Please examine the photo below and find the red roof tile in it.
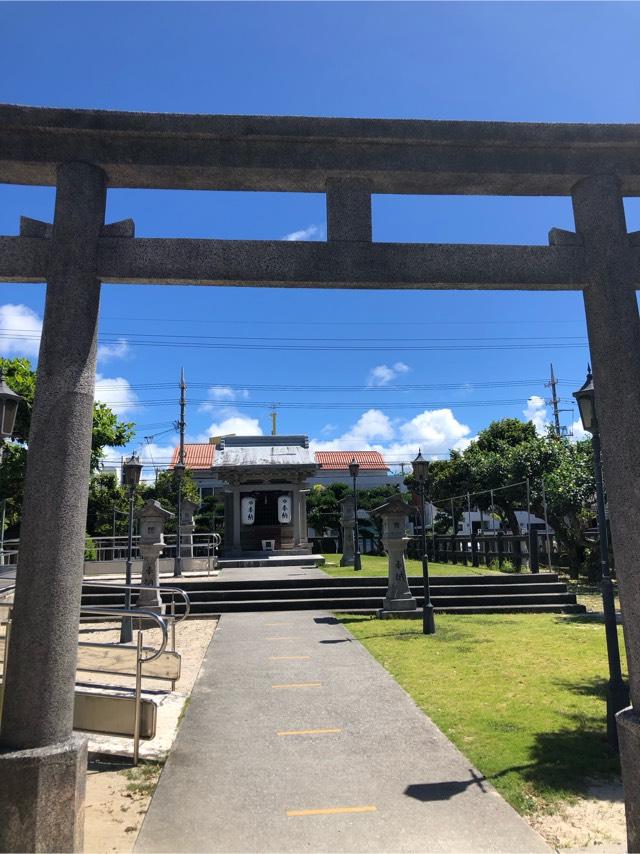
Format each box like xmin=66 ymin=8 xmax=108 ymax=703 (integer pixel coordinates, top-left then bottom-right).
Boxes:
xmin=314 ymin=451 xmax=389 ymax=471
xmin=170 ymin=443 xmax=215 ymax=469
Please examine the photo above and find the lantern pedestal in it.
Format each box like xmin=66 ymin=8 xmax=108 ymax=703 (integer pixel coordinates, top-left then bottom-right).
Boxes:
xmin=378 ymin=536 xmax=417 ymax=616
xmin=134 ymin=500 xmax=174 ymax=617
xmin=371 ymin=495 xmax=418 ymax=617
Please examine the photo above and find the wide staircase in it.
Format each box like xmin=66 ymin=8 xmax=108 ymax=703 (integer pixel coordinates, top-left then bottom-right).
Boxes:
xmin=81 ymin=572 xmax=585 ymax=616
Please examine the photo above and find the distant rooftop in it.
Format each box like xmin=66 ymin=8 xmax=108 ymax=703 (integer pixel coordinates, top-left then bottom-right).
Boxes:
xmin=315 ymin=451 xmax=389 ymax=471
xmin=170 ymin=443 xmax=216 ymax=470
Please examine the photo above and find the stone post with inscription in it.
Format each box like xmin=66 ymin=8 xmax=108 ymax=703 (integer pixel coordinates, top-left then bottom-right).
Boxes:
xmin=135 ymin=500 xmax=174 ymax=611
xmin=372 ymin=495 xmax=417 ymax=616
xmin=179 ymin=497 xmax=198 ymax=559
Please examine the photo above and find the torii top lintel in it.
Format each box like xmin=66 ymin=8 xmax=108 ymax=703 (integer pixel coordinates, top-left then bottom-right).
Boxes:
xmin=3 ymin=103 xmax=640 ymax=195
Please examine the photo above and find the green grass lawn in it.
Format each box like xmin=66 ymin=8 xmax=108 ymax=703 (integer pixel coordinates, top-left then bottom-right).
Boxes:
xmin=340 ymin=611 xmax=626 ymax=815
xmin=321 ymin=553 xmax=503 ymax=578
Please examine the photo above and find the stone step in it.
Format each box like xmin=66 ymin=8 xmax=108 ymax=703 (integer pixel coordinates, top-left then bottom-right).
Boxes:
xmin=160 ymin=573 xmax=562 ymax=591
xmin=80 ymin=582 xmax=572 ymax=607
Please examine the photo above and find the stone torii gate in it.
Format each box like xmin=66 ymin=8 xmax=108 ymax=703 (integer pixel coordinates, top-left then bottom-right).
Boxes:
xmin=1 ymin=105 xmax=640 ymax=850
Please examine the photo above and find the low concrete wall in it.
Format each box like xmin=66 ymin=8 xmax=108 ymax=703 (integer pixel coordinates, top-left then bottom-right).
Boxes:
xmin=83 ymin=557 xmax=213 ymax=577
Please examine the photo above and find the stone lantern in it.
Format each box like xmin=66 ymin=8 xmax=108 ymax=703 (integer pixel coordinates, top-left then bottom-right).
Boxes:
xmin=372 ymin=494 xmax=417 ymax=616
xmin=134 ymin=499 xmax=174 ymax=610
xmin=179 ymin=497 xmax=199 ymax=559
xmin=339 ymin=494 xmax=356 ymax=567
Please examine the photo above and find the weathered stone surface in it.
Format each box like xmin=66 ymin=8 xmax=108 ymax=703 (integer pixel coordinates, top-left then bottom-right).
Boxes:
xmin=1 ymin=162 xmax=106 ymax=751
xmin=3 ymin=104 xmax=640 ymax=194
xmin=572 ymin=173 xmax=640 ymax=848
xmin=0 ymin=735 xmax=87 ymax=853
xmin=326 ymin=177 xmax=372 ymax=241
xmin=373 ymin=495 xmax=417 ymax=615
xmin=617 ymin=709 xmax=640 ymax=852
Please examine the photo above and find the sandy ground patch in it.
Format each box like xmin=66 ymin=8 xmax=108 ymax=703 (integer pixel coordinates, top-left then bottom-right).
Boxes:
xmin=83 ymin=617 xmax=217 ymax=853
xmin=529 ymin=781 xmax=626 ymax=851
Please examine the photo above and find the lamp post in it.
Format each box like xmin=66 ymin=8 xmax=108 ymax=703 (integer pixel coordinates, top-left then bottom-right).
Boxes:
xmin=348 ymin=457 xmax=362 ymax=571
xmin=120 ymin=452 xmax=143 ymax=644
xmin=173 ymin=461 xmax=185 ymax=577
xmin=574 ymin=366 xmax=629 ymax=748
xmin=0 ymin=371 xmax=23 ymax=566
xmin=412 ymin=449 xmax=436 ymax=635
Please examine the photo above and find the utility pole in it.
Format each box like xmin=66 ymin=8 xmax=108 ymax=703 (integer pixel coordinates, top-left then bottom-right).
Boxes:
xmin=271 ymin=403 xmax=278 ymax=436
xmin=174 ymin=367 xmax=186 ymax=577
xmin=545 ymin=363 xmax=562 ymax=435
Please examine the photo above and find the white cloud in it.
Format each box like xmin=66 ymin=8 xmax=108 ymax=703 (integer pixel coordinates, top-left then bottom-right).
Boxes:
xmin=571 ymin=419 xmax=590 ymax=441
xmin=0 ymin=303 xmax=42 ymax=358
xmin=523 ymin=395 xmax=549 ymax=435
xmin=199 ymin=385 xmax=250 ymax=411
xmin=311 ymin=407 xmax=471 ymax=464
xmin=194 ymin=407 xmax=263 ymax=441
xmin=98 ymin=338 xmax=129 ymax=362
xmin=282 ymin=224 xmax=321 ymax=241
xmin=367 ymin=362 xmax=411 ymax=387
xmin=95 ymin=374 xmax=138 ymax=416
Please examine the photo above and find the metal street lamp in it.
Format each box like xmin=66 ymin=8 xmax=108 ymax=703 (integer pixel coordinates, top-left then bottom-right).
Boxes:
xmin=173 ymin=461 xmax=185 ymax=577
xmin=348 ymin=457 xmax=362 ymax=571
xmin=0 ymin=371 xmax=23 ymax=566
xmin=0 ymin=371 xmax=22 ymax=440
xmin=574 ymin=366 xmax=629 ymax=748
xmin=412 ymin=449 xmax=436 ymax=635
xmin=120 ymin=452 xmax=143 ymax=643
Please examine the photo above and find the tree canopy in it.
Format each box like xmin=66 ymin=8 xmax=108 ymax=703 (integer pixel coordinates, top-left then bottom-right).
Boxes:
xmin=0 ymin=357 xmax=135 ymax=536
xmin=424 ymin=418 xmax=596 ymax=576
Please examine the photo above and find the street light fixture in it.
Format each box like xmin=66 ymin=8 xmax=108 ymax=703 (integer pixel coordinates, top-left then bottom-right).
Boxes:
xmin=0 ymin=371 xmax=22 ymax=440
xmin=348 ymin=457 xmax=362 ymax=571
xmin=573 ymin=366 xmax=629 ymax=748
xmin=412 ymin=449 xmax=436 ymax=635
xmin=120 ymin=452 xmax=143 ymax=644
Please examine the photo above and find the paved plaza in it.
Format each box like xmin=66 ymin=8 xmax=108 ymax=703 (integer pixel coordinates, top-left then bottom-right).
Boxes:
xmin=137 ymin=587 xmax=549 ymax=853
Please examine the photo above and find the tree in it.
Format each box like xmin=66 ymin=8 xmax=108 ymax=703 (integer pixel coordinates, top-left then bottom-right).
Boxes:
xmin=427 ymin=417 xmax=596 ymax=576
xmin=86 ymin=471 xmax=129 ymax=538
xmin=140 ymin=468 xmax=200 ymax=534
xmin=0 ymin=357 xmax=135 ymax=537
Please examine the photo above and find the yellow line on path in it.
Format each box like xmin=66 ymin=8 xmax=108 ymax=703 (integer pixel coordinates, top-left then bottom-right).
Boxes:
xmin=271 ymin=682 xmax=321 ymax=689
xmin=269 ymin=656 xmax=310 ymax=660
xmin=287 ymin=806 xmax=377 ymax=817
xmin=277 ymin=728 xmax=342 ymax=736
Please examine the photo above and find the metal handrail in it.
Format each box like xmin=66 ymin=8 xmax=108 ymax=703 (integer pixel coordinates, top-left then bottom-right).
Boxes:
xmin=79 ymin=605 xmax=168 ymax=663
xmin=82 ymin=581 xmax=191 ymax=623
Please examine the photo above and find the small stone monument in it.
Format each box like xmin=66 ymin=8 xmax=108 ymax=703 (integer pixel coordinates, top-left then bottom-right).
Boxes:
xmin=339 ymin=494 xmax=355 ymax=567
xmin=179 ymin=497 xmax=199 ymax=558
xmin=372 ymin=494 xmax=417 ymax=616
xmin=135 ymin=499 xmax=174 ymax=611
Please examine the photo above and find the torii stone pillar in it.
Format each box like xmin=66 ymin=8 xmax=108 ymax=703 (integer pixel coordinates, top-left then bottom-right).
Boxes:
xmin=0 ymin=163 xmax=106 ymax=853
xmin=339 ymin=495 xmax=356 ymax=567
xmin=135 ymin=500 xmax=174 ymax=611
xmin=570 ymin=174 xmax=640 ymax=850
xmin=372 ymin=495 xmax=417 ymax=616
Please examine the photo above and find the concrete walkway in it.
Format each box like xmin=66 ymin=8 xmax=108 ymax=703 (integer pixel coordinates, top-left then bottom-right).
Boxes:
xmin=137 ymin=608 xmax=549 ymax=853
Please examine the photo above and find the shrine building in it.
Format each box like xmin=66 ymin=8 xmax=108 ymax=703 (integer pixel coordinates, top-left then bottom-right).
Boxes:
xmin=170 ymin=436 xmax=402 ymax=557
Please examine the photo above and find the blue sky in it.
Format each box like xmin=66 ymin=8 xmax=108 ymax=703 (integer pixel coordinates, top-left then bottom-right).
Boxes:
xmin=1 ymin=1 xmax=640 ymax=475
